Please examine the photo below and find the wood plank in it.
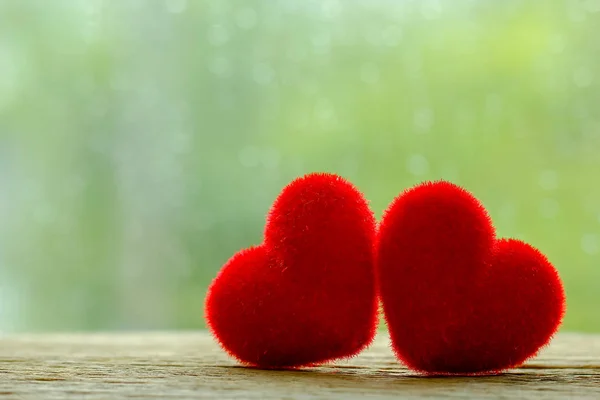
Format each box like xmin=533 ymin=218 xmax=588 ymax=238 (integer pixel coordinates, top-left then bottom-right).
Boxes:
xmin=0 ymin=332 xmax=598 ymax=399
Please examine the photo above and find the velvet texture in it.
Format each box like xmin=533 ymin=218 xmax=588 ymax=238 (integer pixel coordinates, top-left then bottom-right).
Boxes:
xmin=376 ymin=180 xmax=566 ymax=375
xmin=205 ymin=173 xmax=378 ymax=368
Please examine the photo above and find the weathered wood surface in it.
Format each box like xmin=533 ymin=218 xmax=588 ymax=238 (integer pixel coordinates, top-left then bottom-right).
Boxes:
xmin=0 ymin=332 xmax=598 ymax=399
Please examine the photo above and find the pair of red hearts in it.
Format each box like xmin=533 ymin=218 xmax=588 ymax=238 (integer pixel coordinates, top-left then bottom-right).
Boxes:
xmin=205 ymin=173 xmax=565 ymax=375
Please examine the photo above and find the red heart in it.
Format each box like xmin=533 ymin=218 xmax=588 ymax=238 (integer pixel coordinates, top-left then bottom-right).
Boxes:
xmin=205 ymin=173 xmax=378 ymax=368
xmin=376 ymin=181 xmax=566 ymax=375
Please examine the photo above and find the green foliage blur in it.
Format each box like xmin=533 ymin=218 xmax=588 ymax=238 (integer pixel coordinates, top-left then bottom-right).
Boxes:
xmin=0 ymin=0 xmax=598 ymax=332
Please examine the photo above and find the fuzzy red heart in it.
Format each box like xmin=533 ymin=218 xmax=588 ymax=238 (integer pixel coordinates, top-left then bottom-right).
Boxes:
xmin=376 ymin=180 xmax=566 ymax=375
xmin=205 ymin=173 xmax=378 ymax=368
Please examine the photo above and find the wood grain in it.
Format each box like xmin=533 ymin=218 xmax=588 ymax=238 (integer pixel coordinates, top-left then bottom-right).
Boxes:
xmin=0 ymin=332 xmax=598 ymax=399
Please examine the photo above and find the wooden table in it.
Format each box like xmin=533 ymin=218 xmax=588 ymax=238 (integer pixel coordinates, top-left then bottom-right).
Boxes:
xmin=0 ymin=332 xmax=598 ymax=399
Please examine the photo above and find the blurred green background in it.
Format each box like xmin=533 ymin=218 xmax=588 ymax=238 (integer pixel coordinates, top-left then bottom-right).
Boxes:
xmin=0 ymin=0 xmax=598 ymax=333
